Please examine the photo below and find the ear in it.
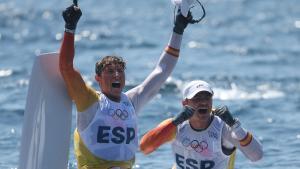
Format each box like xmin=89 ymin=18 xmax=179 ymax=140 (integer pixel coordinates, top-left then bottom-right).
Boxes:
xmin=182 ymin=99 xmax=188 ymax=106
xmin=95 ymin=74 xmax=101 ymax=82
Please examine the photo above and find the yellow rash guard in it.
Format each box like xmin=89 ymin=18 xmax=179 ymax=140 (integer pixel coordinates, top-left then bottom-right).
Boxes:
xmin=59 ymin=33 xmax=136 ymax=168
xmin=72 ymin=89 xmax=137 ymax=168
xmin=74 ymin=128 xmax=135 ymax=169
xmin=59 ymin=32 xmax=183 ymax=168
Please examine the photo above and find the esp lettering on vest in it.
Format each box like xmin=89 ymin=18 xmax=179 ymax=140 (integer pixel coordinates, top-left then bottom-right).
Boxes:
xmin=97 ymin=126 xmax=135 ymax=144
xmin=175 ymin=153 xmax=215 ymax=169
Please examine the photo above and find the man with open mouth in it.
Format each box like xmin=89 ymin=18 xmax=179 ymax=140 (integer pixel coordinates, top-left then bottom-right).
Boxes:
xmin=59 ymin=1 xmax=196 ymax=168
xmin=140 ymin=80 xmax=263 ymax=169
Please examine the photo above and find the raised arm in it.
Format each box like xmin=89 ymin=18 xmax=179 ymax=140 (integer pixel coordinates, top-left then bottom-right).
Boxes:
xmin=214 ymin=106 xmax=263 ymax=162
xmin=222 ymin=123 xmax=263 ymax=162
xmin=60 ymin=5 xmax=98 ymax=112
xmin=140 ymin=106 xmax=194 ymax=154
xmin=126 ymin=32 xmax=181 ymax=113
xmin=140 ymin=118 xmax=177 ymax=154
xmin=126 ymin=10 xmax=194 ymax=113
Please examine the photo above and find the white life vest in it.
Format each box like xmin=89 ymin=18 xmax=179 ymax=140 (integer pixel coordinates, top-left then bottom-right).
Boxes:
xmin=172 ymin=116 xmax=230 ymax=169
xmin=79 ymin=93 xmax=138 ymax=161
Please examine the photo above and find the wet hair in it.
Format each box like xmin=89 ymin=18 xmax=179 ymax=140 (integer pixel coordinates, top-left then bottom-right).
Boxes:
xmin=95 ymin=55 xmax=126 ymax=75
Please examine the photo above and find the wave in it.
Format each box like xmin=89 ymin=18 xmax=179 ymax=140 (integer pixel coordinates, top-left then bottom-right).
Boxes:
xmin=0 ymin=108 xmax=24 ymax=116
xmin=213 ymin=83 xmax=285 ymax=100
xmin=125 ymin=77 xmax=285 ymax=100
xmin=0 ymin=69 xmax=13 ymax=77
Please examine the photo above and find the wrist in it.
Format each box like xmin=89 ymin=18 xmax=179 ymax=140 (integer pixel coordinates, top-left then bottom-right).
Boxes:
xmin=168 ymin=32 xmax=182 ymax=50
xmin=172 ymin=113 xmax=188 ymax=126
xmin=172 ymin=106 xmax=194 ymax=126
xmin=230 ymin=120 xmax=247 ymax=140
xmin=227 ymin=117 xmax=238 ymax=127
xmin=64 ymin=28 xmax=75 ymax=34
xmin=172 ymin=117 xmax=181 ymax=126
xmin=231 ymin=120 xmax=253 ymax=146
xmin=231 ymin=119 xmax=240 ymax=129
xmin=173 ymin=27 xmax=184 ymax=35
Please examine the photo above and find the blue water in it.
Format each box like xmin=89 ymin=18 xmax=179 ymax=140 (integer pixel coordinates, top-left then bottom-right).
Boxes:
xmin=1 ymin=0 xmax=300 ymax=168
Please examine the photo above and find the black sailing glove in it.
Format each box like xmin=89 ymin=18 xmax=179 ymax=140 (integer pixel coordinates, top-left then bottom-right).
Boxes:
xmin=172 ymin=106 xmax=195 ymax=126
xmin=173 ymin=9 xmax=193 ymax=35
xmin=62 ymin=4 xmax=82 ymax=32
xmin=213 ymin=106 xmax=237 ymax=127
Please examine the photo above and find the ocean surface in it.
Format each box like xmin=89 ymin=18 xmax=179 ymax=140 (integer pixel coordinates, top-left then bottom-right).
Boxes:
xmin=1 ymin=0 xmax=300 ymax=168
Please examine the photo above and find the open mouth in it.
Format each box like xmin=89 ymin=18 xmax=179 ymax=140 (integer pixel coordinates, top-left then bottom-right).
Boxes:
xmin=197 ymin=108 xmax=208 ymax=114
xmin=112 ymin=82 xmax=121 ymax=88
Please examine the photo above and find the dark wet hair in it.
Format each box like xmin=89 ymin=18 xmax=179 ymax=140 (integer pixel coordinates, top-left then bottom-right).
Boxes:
xmin=95 ymin=55 xmax=126 ymax=75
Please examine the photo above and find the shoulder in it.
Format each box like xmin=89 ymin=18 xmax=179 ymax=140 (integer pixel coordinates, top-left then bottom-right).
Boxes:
xmin=211 ymin=115 xmax=225 ymax=130
xmin=76 ymin=86 xmax=100 ymax=112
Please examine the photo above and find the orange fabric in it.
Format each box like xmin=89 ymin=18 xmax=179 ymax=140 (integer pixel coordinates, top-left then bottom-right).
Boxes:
xmin=140 ymin=118 xmax=177 ymax=154
xmin=59 ymin=32 xmax=99 ymax=112
xmin=240 ymin=132 xmax=253 ymax=147
xmin=164 ymin=46 xmax=179 ymax=58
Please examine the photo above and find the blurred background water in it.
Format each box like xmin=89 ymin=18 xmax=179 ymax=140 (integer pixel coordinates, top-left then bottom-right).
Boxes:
xmin=0 ymin=0 xmax=300 ymax=168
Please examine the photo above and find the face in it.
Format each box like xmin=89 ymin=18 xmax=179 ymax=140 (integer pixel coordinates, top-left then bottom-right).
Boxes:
xmin=185 ymin=91 xmax=213 ymax=123
xmin=95 ymin=63 xmax=125 ymax=101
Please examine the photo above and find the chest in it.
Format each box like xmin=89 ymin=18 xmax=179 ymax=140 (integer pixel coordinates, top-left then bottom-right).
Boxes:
xmin=96 ymin=96 xmax=137 ymax=127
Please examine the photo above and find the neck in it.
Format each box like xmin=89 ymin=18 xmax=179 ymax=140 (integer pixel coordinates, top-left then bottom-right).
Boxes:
xmin=189 ymin=114 xmax=213 ymax=130
xmin=103 ymin=92 xmax=121 ymax=102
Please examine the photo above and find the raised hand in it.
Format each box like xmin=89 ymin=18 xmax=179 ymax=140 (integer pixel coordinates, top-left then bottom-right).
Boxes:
xmin=62 ymin=4 xmax=82 ymax=32
xmin=173 ymin=9 xmax=194 ymax=35
xmin=172 ymin=106 xmax=195 ymax=126
xmin=213 ymin=106 xmax=237 ymax=127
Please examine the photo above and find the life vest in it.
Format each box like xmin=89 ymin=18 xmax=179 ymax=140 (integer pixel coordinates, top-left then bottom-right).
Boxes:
xmin=79 ymin=93 xmax=138 ymax=161
xmin=172 ymin=116 xmax=230 ymax=169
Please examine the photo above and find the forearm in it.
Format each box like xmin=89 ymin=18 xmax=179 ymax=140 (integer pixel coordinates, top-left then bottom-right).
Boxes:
xmin=59 ymin=32 xmax=75 ymax=73
xmin=233 ymin=125 xmax=263 ymax=161
xmin=59 ymin=32 xmax=98 ymax=111
xmin=59 ymin=32 xmax=77 ymax=99
xmin=238 ymin=134 xmax=263 ymax=162
xmin=140 ymin=118 xmax=177 ymax=154
xmin=59 ymin=32 xmax=78 ymax=99
xmin=223 ymin=124 xmax=263 ymax=161
xmin=127 ymin=32 xmax=182 ymax=113
xmin=168 ymin=32 xmax=182 ymax=50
